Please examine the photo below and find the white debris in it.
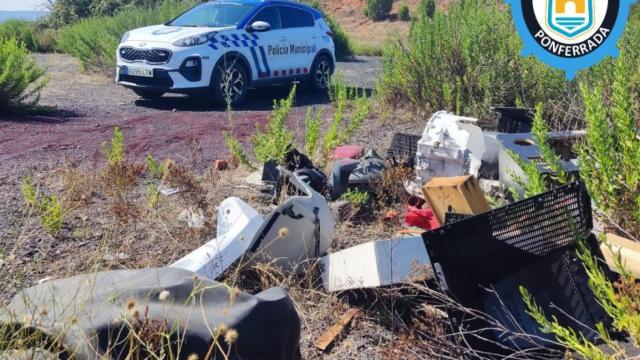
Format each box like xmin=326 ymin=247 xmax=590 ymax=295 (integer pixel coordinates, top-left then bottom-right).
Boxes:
xmin=159 ymin=187 xmax=180 ymax=196
xmin=170 ymin=198 xmax=264 ymax=279
xmin=415 ymin=111 xmax=486 ymax=185
xmin=320 ymin=236 xmax=432 ymax=292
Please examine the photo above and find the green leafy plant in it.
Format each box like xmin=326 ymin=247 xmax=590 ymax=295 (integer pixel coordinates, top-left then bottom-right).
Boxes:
xmin=578 ymin=56 xmax=640 ymax=238
xmin=21 ymin=177 xmax=38 ymax=209
xmin=417 ymin=0 xmax=435 ymax=18
xmin=505 ymin=149 xmax=548 ymax=201
xmin=303 ymin=107 xmax=324 ymax=157
xmin=102 ymin=127 xmax=125 ymax=165
xmin=398 ymin=3 xmax=410 ymax=21
xmin=146 ymin=154 xmax=166 ymax=180
xmin=56 ymin=0 xmax=193 ymax=71
xmin=531 ymin=103 xmax=568 ymax=183
xmin=364 ymin=0 xmax=393 ymax=20
xmin=146 ymin=182 xmax=160 ymax=209
xmin=251 ymin=86 xmax=296 ymax=163
xmin=223 ymin=131 xmax=255 ymax=170
xmin=0 ymin=37 xmax=48 ymax=110
xmin=40 ymin=196 xmax=64 ymax=235
xmin=378 ymin=0 xmax=567 ymax=118
xmin=324 ymin=77 xmax=371 ymax=154
xmin=340 ymin=189 xmax=369 ymax=207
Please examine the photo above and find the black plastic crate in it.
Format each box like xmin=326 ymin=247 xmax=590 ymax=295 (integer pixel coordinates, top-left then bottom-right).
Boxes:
xmin=423 ymin=182 xmax=612 ymax=355
xmin=386 ymin=133 xmax=421 ymax=168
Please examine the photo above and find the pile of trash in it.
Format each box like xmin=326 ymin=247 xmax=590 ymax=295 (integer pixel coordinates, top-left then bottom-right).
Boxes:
xmin=3 ymin=108 xmax=640 ymax=359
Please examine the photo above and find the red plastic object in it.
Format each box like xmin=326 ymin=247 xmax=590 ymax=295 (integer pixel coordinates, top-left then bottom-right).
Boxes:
xmin=405 ymin=206 xmax=440 ymax=231
xmin=332 ymin=145 xmax=364 ymax=160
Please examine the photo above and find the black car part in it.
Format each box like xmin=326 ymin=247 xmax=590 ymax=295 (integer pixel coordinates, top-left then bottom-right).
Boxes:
xmin=423 ymin=182 xmax=614 ymax=357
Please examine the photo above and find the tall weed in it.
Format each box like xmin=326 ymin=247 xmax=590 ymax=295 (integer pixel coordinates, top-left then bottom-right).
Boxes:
xmin=251 ymin=86 xmax=296 ymax=163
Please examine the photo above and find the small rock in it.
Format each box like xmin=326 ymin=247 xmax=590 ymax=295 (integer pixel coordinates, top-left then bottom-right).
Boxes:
xmin=213 ymin=159 xmax=229 ymax=171
xmin=178 ymin=208 xmax=206 ymax=229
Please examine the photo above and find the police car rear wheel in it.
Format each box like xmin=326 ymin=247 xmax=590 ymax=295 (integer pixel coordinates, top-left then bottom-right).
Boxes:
xmin=133 ymin=89 xmax=164 ymax=100
xmin=310 ymin=55 xmax=332 ymax=92
xmin=212 ymin=60 xmax=248 ymax=107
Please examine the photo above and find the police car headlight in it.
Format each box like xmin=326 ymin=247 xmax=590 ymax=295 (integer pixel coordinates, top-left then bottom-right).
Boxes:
xmin=173 ymin=32 xmax=216 ymax=47
xmin=120 ymin=31 xmax=130 ymax=44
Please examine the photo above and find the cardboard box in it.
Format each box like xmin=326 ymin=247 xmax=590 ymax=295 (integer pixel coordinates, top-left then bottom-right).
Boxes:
xmin=601 ymin=233 xmax=640 ymax=278
xmin=422 ymin=175 xmax=490 ymax=224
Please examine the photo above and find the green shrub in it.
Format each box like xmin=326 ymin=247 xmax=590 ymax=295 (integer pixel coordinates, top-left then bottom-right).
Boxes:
xmin=340 ymin=188 xmax=369 ymax=206
xmin=46 ymin=0 xmax=165 ymax=27
xmin=417 ymin=0 xmax=435 ymax=18
xmin=102 ymin=127 xmax=125 ymax=165
xmin=302 ymin=0 xmax=354 ymax=60
xmin=146 ymin=154 xmax=166 ymax=179
xmin=579 ymin=57 xmax=640 ymax=239
xmin=0 ymin=37 xmax=48 ymax=110
xmin=303 ymin=107 xmax=324 ymax=157
xmin=398 ymin=4 xmax=410 ymax=21
xmin=223 ymin=131 xmax=255 ymax=170
xmin=378 ymin=0 xmax=567 ymax=118
xmin=323 ymin=76 xmax=371 ymax=154
xmin=252 ymin=86 xmax=296 ymax=163
xmin=365 ymin=0 xmax=393 ymax=20
xmin=0 ymin=20 xmax=38 ymax=51
xmin=40 ymin=196 xmax=64 ymax=235
xmin=57 ymin=0 xmax=193 ymax=71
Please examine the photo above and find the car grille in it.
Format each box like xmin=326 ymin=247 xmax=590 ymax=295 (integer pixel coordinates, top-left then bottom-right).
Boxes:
xmin=119 ymin=47 xmax=172 ymax=64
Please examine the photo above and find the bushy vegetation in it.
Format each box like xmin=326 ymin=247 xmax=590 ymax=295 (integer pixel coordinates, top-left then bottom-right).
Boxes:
xmin=302 ymin=0 xmax=354 ymax=60
xmin=378 ymin=0 xmax=567 ymax=118
xmin=365 ymin=0 xmax=393 ymax=21
xmin=0 ymin=20 xmax=58 ymax=53
xmin=21 ymin=177 xmax=65 ymax=235
xmin=45 ymin=0 xmax=165 ymax=27
xmin=57 ymin=0 xmax=193 ymax=71
xmin=579 ymin=57 xmax=640 ymax=239
xmin=398 ymin=4 xmax=410 ymax=21
xmin=252 ymin=86 xmax=297 ymax=163
xmin=416 ymin=0 xmax=436 ymax=19
xmin=0 ymin=37 xmax=48 ymax=110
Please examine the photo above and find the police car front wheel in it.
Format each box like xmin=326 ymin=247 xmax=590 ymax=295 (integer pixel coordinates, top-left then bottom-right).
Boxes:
xmin=211 ymin=60 xmax=248 ymax=107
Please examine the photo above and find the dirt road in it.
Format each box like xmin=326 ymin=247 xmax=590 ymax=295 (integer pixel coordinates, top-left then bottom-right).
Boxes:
xmin=0 ymin=54 xmax=381 ymax=173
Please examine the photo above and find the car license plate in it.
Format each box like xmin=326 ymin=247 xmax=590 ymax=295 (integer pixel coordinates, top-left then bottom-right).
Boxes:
xmin=125 ymin=66 xmax=153 ymax=77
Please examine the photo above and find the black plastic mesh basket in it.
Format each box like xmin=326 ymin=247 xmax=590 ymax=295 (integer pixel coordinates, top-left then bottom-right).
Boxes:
xmin=386 ymin=133 xmax=421 ymax=168
xmin=423 ymin=182 xmax=612 ymax=355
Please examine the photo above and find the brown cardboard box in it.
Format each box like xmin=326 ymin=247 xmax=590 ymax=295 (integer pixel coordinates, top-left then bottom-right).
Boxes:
xmin=422 ymin=175 xmax=490 ymax=224
xmin=601 ymin=233 xmax=640 ymax=278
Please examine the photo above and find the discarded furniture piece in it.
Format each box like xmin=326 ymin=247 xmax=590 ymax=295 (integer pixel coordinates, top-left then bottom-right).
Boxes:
xmin=404 ymin=206 xmax=439 ymax=231
xmin=386 ymin=132 xmax=421 ymax=168
xmin=0 ymin=268 xmax=301 ymax=360
xmin=422 ymin=175 xmax=490 ymax=224
xmin=329 ymin=150 xmax=386 ymax=200
xmin=491 ymin=130 xmax=584 ymax=197
xmin=423 ymin=182 xmax=613 ymax=355
xmin=329 ymin=159 xmax=360 ymax=200
xmin=601 ymin=233 xmax=640 ymax=278
xmin=321 ymin=236 xmax=431 ymax=292
xmin=415 ymin=111 xmax=486 ymax=186
xmin=493 ymin=107 xmax=534 ymax=134
xmin=263 ymin=148 xmax=328 ymax=196
xmin=170 ymin=197 xmax=264 ymax=279
xmin=332 ymin=145 xmax=364 ymax=160
xmin=314 ymin=308 xmax=360 ymax=351
xmin=347 ymin=149 xmax=386 ymax=190
xmin=249 ymin=168 xmax=335 ymax=274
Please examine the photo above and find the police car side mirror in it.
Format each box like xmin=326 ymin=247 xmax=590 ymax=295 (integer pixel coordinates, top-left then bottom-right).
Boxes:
xmin=248 ymin=21 xmax=271 ymax=32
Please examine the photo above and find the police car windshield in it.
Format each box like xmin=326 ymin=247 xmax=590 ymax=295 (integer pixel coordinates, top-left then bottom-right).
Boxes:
xmin=169 ymin=2 xmax=255 ymax=27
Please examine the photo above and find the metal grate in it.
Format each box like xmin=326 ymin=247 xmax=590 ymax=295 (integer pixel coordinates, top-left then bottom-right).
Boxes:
xmin=119 ymin=47 xmax=172 ymax=64
xmin=422 ymin=182 xmax=612 ymax=356
xmin=386 ymin=133 xmax=421 ymax=167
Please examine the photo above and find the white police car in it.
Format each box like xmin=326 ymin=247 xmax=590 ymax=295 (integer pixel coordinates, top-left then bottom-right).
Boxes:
xmin=116 ymin=0 xmax=336 ymax=106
